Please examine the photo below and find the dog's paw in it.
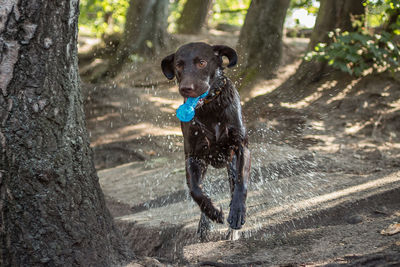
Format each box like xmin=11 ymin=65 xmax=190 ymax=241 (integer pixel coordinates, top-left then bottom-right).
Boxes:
xmin=227 ymin=201 xmax=246 ymax=230
xmin=213 ymin=206 xmax=224 ymax=224
xmin=207 ymin=205 xmax=224 ymax=224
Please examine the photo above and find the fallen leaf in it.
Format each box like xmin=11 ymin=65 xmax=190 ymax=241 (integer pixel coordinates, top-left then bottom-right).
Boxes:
xmin=381 ymin=223 xmax=400 ymax=236
xmin=145 ymin=150 xmax=156 ymax=156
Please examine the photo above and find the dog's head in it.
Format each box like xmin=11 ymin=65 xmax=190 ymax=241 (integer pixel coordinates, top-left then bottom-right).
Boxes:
xmin=161 ymin=42 xmax=237 ymax=98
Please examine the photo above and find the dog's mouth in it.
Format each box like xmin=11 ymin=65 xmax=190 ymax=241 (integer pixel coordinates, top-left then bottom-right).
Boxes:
xmin=179 ymin=80 xmax=210 ymax=99
xmin=181 ymin=91 xmax=198 ymax=98
xmin=181 ymin=89 xmax=208 ymax=99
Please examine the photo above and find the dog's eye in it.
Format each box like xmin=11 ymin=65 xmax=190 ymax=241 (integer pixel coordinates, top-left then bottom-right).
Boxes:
xmin=176 ymin=62 xmax=183 ymax=71
xmin=196 ymin=60 xmax=207 ymax=69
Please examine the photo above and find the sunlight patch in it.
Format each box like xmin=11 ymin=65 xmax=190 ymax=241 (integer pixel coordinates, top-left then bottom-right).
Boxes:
xmin=92 ymin=123 xmax=182 ymax=146
xmin=281 ymin=80 xmax=338 ymax=109
xmin=327 ymin=78 xmax=361 ymax=104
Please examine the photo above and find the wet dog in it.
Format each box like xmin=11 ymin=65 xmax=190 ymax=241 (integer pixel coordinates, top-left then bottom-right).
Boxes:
xmin=161 ymin=42 xmax=250 ymax=236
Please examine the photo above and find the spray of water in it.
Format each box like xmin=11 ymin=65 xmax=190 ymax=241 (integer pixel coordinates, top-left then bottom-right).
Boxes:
xmin=109 ymin=75 xmax=332 ymax=243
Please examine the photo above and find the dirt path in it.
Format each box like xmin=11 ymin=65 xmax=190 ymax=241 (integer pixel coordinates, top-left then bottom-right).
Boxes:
xmin=82 ymin=33 xmax=400 ymax=266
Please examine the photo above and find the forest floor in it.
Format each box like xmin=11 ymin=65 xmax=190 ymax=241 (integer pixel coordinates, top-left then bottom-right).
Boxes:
xmin=80 ymin=31 xmax=400 ymax=266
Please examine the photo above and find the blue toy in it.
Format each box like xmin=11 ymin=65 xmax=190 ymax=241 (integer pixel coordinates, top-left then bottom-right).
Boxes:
xmin=176 ymin=91 xmax=209 ymax=122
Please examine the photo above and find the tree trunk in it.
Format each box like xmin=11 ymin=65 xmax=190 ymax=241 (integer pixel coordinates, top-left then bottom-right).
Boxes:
xmin=122 ymin=0 xmax=169 ymax=55
xmin=177 ymin=0 xmax=213 ymax=34
xmin=294 ymin=0 xmax=366 ymax=86
xmin=308 ymin=0 xmax=365 ymax=50
xmin=0 ymin=1 xmax=132 ymax=266
xmin=105 ymin=0 xmax=169 ymax=78
xmin=245 ymin=0 xmax=365 ymax=106
xmin=237 ymin=0 xmax=291 ymax=78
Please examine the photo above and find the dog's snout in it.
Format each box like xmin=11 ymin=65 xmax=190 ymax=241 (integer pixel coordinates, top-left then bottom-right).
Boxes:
xmin=181 ymin=87 xmax=194 ymax=94
xmin=179 ymin=82 xmax=197 ymax=97
xmin=181 ymin=85 xmax=194 ymax=93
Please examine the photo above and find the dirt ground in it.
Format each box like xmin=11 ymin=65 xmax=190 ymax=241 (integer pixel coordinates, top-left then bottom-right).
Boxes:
xmin=81 ymin=31 xmax=400 ymax=266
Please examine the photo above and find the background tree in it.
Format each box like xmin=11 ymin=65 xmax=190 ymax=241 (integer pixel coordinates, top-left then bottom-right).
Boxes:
xmin=286 ymin=0 xmax=365 ymax=94
xmin=237 ymin=0 xmax=291 ymax=79
xmin=79 ymin=0 xmax=130 ymax=38
xmin=308 ymin=0 xmax=365 ymax=50
xmin=106 ymin=0 xmax=170 ymax=77
xmin=307 ymin=0 xmax=399 ymax=77
xmin=0 ymin=1 xmax=131 ymax=265
xmin=296 ymin=1 xmax=364 ymax=88
xmin=177 ymin=0 xmax=213 ymax=34
xmin=295 ymin=0 xmax=365 ymax=81
xmin=304 ymin=0 xmax=365 ymax=74
xmin=246 ymin=0 xmax=366 ymax=104
xmin=383 ymin=2 xmax=400 ymax=33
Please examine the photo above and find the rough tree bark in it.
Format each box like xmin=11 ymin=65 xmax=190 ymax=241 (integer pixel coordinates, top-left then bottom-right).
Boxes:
xmin=237 ymin=0 xmax=291 ymax=79
xmin=177 ymin=0 xmax=213 ymax=34
xmin=0 ymin=1 xmax=132 ymax=266
xmin=105 ymin=0 xmax=169 ymax=77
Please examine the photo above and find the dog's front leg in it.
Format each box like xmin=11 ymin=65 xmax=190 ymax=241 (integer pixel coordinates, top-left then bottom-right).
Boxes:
xmin=227 ymin=144 xmax=251 ymax=229
xmin=186 ymin=157 xmax=224 ymax=223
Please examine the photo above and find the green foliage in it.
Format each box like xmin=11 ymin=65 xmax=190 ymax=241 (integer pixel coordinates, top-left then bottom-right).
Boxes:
xmin=365 ymin=0 xmax=400 ymax=31
xmin=167 ymin=0 xmax=251 ymax=32
xmin=79 ymin=0 xmax=129 ymax=37
xmin=306 ymin=29 xmax=399 ymax=76
xmin=79 ymin=0 xmax=252 ymax=36
xmin=211 ymin=0 xmax=251 ymax=26
xmin=366 ymin=0 xmax=391 ymax=27
xmin=290 ymin=0 xmax=319 ymax=15
xmin=167 ymin=0 xmax=185 ymax=32
xmin=305 ymin=1 xmax=400 ymax=76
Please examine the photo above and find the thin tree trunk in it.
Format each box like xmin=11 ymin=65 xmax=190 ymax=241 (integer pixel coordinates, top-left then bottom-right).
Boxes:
xmin=309 ymin=0 xmax=365 ymax=50
xmin=177 ymin=0 xmax=213 ymax=34
xmin=295 ymin=0 xmax=366 ymax=85
xmin=245 ymin=0 xmax=365 ymax=106
xmin=105 ymin=0 xmax=169 ymax=78
xmin=122 ymin=0 xmax=169 ymax=55
xmin=237 ymin=0 xmax=290 ymax=79
xmin=0 ymin=1 xmax=132 ymax=266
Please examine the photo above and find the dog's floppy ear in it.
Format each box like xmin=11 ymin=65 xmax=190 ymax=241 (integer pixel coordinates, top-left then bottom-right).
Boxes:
xmin=161 ymin=53 xmax=175 ymax=80
xmin=213 ymin=45 xmax=238 ymax=68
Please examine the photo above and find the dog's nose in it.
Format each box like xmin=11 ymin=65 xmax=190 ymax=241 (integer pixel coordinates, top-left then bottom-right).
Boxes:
xmin=180 ymin=84 xmax=195 ymax=94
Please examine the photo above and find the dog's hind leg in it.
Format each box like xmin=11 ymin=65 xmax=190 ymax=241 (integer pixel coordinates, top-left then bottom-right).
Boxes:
xmin=226 ymin=153 xmax=240 ymax=239
xmin=227 ymin=145 xmax=251 ymax=230
xmin=186 ymin=157 xmax=224 ymax=224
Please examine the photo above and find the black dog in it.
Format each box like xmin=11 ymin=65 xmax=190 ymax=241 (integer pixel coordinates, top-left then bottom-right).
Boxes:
xmin=161 ymin=42 xmax=250 ymax=234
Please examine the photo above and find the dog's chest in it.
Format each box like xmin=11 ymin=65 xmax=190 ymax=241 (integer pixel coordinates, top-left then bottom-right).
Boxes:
xmin=192 ymin=120 xmax=228 ymax=142
xmin=183 ymin=120 xmax=230 ymax=153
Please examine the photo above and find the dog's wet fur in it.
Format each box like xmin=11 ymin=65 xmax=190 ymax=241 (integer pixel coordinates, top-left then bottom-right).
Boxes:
xmin=161 ymin=42 xmax=250 ymax=235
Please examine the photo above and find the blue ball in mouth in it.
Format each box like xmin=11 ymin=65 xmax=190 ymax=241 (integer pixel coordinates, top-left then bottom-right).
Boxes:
xmin=176 ymin=91 xmax=209 ymax=122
